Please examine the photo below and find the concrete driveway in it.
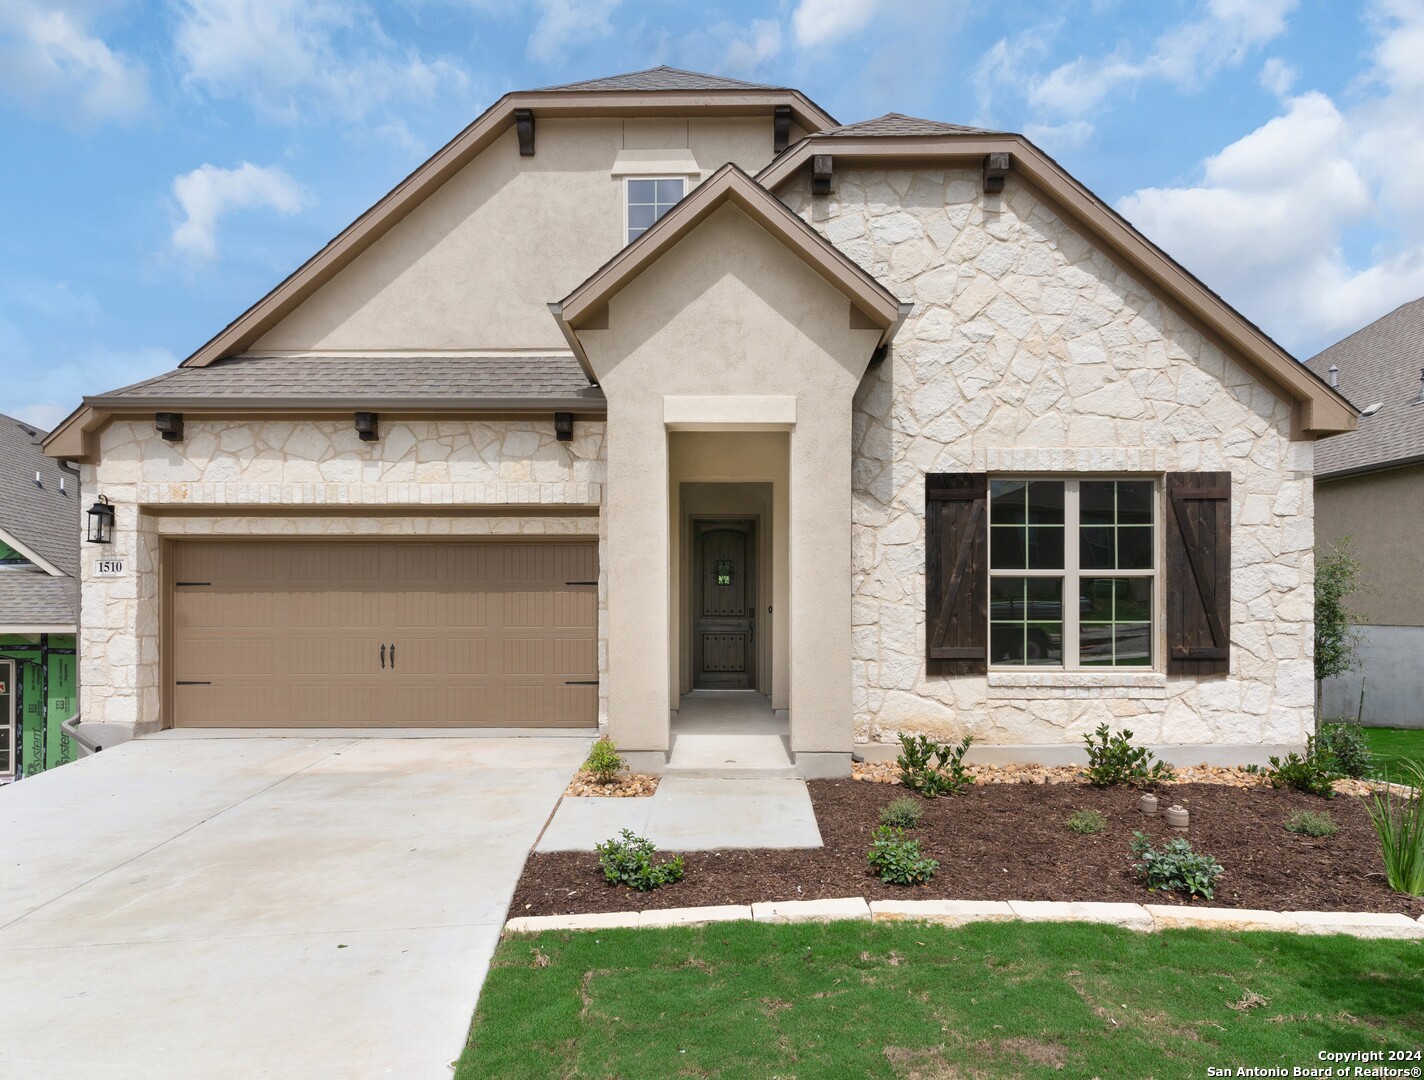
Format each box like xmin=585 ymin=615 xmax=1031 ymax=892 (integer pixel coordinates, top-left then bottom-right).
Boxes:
xmin=0 ymin=733 xmax=589 ymax=1079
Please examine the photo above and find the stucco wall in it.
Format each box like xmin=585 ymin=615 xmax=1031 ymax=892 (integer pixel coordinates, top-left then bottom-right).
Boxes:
xmin=783 ymin=168 xmax=1316 ymax=748
xmin=579 ymin=202 xmax=881 ymax=759
xmin=1315 ymin=463 xmax=1424 ymax=626
xmin=80 ymin=418 xmax=606 ymax=734
xmin=253 ymin=117 xmax=779 ymax=354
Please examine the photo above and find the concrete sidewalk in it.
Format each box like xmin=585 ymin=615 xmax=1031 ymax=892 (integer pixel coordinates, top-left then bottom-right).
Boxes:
xmin=537 ymin=775 xmax=823 ymax=852
xmin=0 ymin=734 xmax=589 ymax=1079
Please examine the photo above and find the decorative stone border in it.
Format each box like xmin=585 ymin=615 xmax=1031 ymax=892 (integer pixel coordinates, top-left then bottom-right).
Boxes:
xmin=504 ymin=898 xmax=1424 ymax=940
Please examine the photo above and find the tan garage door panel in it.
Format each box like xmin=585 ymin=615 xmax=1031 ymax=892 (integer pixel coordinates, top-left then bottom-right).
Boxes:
xmin=171 ymin=541 xmax=598 ymax=728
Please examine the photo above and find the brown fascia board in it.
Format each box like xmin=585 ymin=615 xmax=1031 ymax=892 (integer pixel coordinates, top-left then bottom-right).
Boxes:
xmin=42 ymin=394 xmax=608 ymax=464
xmin=552 ymin=164 xmax=905 ymax=371
xmin=759 ymin=135 xmax=1358 ymax=436
xmin=180 ymin=89 xmax=836 ymax=372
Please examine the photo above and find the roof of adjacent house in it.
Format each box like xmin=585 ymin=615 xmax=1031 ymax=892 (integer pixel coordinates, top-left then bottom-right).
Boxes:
xmin=0 ymin=414 xmax=77 ymax=578
xmin=1304 ymin=296 xmax=1424 ymax=478
xmin=821 ymin=113 xmax=1000 ymax=138
xmin=536 ymin=67 xmax=781 ymax=93
xmin=0 ymin=414 xmax=77 ymax=628
xmin=0 ymin=568 xmax=75 ymax=627
xmin=90 ymin=355 xmax=602 ymax=409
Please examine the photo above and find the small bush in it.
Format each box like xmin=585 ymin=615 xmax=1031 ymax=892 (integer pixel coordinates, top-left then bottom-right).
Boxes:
xmin=1266 ymin=737 xmax=1337 ymax=798
xmin=1318 ymin=721 xmax=1373 ymax=780
xmin=1364 ymin=761 xmax=1424 ymax=896
xmin=595 ymin=829 xmax=685 ymax=891
xmin=1082 ymin=724 xmax=1174 ymax=787
xmin=879 ymin=796 xmax=925 ymax=829
xmin=583 ymin=737 xmax=626 ymax=783
xmin=1066 ymin=809 xmax=1106 ymax=835
xmin=1130 ymin=831 xmax=1224 ymax=899
xmin=1286 ymin=810 xmax=1339 ymax=838
xmin=866 ymin=825 xmax=939 ymax=885
xmin=896 ymin=733 xmax=974 ymax=797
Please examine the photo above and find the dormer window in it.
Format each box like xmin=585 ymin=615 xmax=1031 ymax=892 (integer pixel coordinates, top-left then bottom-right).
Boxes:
xmin=626 ymin=178 xmax=685 ymax=243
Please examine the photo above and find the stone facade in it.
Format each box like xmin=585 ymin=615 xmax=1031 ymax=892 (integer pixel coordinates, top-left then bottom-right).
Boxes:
xmin=784 ymin=168 xmax=1315 ymax=748
xmin=80 ymin=418 xmax=607 ymax=733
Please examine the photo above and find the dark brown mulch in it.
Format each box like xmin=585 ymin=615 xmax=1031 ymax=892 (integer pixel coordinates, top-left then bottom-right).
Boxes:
xmin=511 ymin=780 xmax=1424 ymax=919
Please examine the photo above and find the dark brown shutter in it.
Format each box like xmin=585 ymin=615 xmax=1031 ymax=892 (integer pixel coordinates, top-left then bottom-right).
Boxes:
xmin=925 ymin=473 xmax=988 ymax=674
xmin=1165 ymin=471 xmax=1231 ymax=675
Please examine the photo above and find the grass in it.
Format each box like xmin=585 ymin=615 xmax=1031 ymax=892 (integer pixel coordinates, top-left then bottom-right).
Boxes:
xmin=1363 ymin=726 xmax=1424 ymax=778
xmin=458 ymin=920 xmax=1424 ymax=1079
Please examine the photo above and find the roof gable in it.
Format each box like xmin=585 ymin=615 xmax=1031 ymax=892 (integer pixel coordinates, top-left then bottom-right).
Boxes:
xmin=536 ymin=67 xmax=781 ymax=93
xmin=758 ymin=131 xmax=1356 ymax=435
xmin=0 ymin=414 xmax=76 ymax=577
xmin=550 ymin=164 xmax=909 ymax=378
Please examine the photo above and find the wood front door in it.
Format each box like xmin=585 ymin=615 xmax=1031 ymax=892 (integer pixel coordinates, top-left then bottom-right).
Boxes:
xmin=693 ymin=520 xmax=756 ymax=689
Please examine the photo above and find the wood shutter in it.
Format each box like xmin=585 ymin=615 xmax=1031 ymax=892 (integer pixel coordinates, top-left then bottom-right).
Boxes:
xmin=925 ymin=473 xmax=988 ymax=674
xmin=1165 ymin=471 xmax=1231 ymax=675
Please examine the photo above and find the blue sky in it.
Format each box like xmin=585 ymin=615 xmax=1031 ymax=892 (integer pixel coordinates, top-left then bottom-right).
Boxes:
xmin=3 ymin=0 xmax=1423 ymax=430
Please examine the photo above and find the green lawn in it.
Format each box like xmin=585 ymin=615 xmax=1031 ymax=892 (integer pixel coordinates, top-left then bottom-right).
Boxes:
xmin=1364 ymin=726 xmax=1424 ymax=778
xmin=459 ymin=920 xmax=1424 ymax=1079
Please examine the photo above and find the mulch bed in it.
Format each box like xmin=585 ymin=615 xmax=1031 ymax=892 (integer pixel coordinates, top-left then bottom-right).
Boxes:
xmin=512 ymin=780 xmax=1424 ymax=919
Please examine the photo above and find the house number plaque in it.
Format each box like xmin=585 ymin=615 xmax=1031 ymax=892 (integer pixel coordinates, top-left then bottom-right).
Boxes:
xmin=93 ymin=558 xmax=126 ymax=577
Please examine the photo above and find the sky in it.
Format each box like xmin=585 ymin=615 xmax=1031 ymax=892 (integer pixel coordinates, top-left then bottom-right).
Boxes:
xmin=4 ymin=0 xmax=1424 ymax=431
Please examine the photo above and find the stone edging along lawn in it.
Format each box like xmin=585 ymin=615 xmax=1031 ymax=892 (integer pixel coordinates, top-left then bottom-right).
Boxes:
xmin=505 ymin=897 xmax=1424 ymax=939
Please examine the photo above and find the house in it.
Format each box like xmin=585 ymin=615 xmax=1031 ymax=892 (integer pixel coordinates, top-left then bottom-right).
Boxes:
xmin=42 ymin=68 xmax=1354 ymax=775
xmin=1305 ymin=298 xmax=1424 ymax=728
xmin=0 ymin=414 xmax=79 ymax=778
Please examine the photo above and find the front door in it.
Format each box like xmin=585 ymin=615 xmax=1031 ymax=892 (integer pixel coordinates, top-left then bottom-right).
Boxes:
xmin=693 ymin=520 xmax=756 ymax=689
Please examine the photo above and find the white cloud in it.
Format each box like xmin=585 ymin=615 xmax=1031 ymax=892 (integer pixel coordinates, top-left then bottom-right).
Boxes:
xmin=722 ymin=19 xmax=782 ymax=75
xmin=174 ymin=0 xmax=468 ymax=120
xmin=525 ymin=0 xmax=621 ymax=65
xmin=1259 ymin=56 xmax=1298 ymax=97
xmin=791 ymin=0 xmax=884 ymax=49
xmin=1023 ymin=119 xmax=1095 ymax=153
xmin=171 ymin=162 xmax=310 ymax=261
xmin=0 ymin=1 xmax=147 ymax=122
xmin=1117 ymin=3 xmax=1424 ymax=354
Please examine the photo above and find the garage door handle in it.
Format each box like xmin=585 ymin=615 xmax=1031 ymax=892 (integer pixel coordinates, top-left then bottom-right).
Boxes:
xmin=564 ymin=680 xmax=598 ymax=685
xmin=380 ymin=643 xmax=385 ymax=669
xmin=390 ymin=643 xmax=396 ymax=670
xmin=176 ymin=681 xmax=211 ymax=686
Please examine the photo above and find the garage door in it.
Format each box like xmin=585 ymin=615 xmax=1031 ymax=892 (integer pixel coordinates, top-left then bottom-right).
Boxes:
xmin=170 ymin=540 xmax=598 ymax=728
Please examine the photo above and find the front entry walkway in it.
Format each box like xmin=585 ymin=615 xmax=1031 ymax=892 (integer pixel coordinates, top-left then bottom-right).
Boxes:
xmin=0 ymin=733 xmax=589 ymax=1079
xmin=667 ymin=691 xmax=793 ymax=775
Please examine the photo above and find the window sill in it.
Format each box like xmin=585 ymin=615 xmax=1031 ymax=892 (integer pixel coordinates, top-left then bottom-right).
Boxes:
xmin=987 ymin=671 xmax=1166 ymax=700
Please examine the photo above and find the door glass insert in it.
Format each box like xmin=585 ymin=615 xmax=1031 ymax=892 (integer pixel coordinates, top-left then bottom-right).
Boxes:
xmin=714 ymin=559 xmax=733 ymax=587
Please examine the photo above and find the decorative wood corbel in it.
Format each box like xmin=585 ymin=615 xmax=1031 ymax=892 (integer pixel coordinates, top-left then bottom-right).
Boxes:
xmin=773 ymin=105 xmax=792 ymax=154
xmin=514 ymin=109 xmax=535 ymax=157
xmin=812 ymin=155 xmax=834 ymax=196
xmin=982 ymin=152 xmax=1009 ymax=194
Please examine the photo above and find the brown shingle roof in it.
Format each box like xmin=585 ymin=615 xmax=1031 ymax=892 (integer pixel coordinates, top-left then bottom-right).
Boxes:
xmin=0 ymin=568 xmax=75 ymax=627
xmin=91 ymin=355 xmax=602 ymax=407
xmin=535 ymin=67 xmax=780 ymax=93
xmin=0 ymin=414 xmax=78 ymax=579
xmin=1305 ymin=297 xmax=1424 ymax=477
xmin=822 ymin=113 xmax=1000 ymax=138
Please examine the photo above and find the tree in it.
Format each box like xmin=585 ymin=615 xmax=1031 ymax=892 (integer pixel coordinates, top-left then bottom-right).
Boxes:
xmin=1314 ymin=537 xmax=1367 ymax=724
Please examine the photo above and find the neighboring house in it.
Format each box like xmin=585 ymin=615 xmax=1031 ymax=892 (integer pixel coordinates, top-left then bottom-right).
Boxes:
xmin=43 ymin=68 xmax=1354 ymax=775
xmin=1305 ymin=298 xmax=1424 ymax=728
xmin=0 ymin=414 xmax=79 ymax=779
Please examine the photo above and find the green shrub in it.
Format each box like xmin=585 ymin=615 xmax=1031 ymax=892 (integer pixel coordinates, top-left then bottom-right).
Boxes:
xmin=866 ymin=825 xmax=939 ymax=885
xmin=1066 ymin=809 xmax=1106 ymax=835
xmin=1318 ymin=722 xmax=1373 ymax=779
xmin=1081 ymin=724 xmax=1174 ymax=787
xmin=879 ymin=796 xmax=925 ymax=829
xmin=1129 ymin=831 xmax=1224 ymax=899
xmin=1364 ymin=762 xmax=1424 ymax=896
xmin=1266 ymin=737 xmax=1337 ymax=798
xmin=1285 ymin=810 xmax=1339 ymax=838
xmin=595 ymin=830 xmax=685 ymax=891
xmin=896 ymin=733 xmax=973 ymax=797
xmin=583 ymin=736 xmax=626 ymax=783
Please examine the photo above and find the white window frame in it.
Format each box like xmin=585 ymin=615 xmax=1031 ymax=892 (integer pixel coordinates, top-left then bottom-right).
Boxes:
xmin=623 ymin=176 xmax=686 ymax=244
xmin=987 ymin=476 xmax=1162 ymax=671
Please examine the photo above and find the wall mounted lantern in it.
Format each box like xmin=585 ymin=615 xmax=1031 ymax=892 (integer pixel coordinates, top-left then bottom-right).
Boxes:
xmin=86 ymin=495 xmax=115 ymax=545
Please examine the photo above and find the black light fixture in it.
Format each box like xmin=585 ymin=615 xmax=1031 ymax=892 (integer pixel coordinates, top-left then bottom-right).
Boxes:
xmin=86 ymin=495 xmax=115 ymax=545
xmin=554 ymin=411 xmax=574 ymax=442
xmin=354 ymin=412 xmax=379 ymax=441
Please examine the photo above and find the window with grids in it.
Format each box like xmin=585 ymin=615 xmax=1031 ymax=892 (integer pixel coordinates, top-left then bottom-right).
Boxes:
xmin=988 ymin=478 xmax=1156 ymax=668
xmin=626 ymin=178 xmax=685 ymax=242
